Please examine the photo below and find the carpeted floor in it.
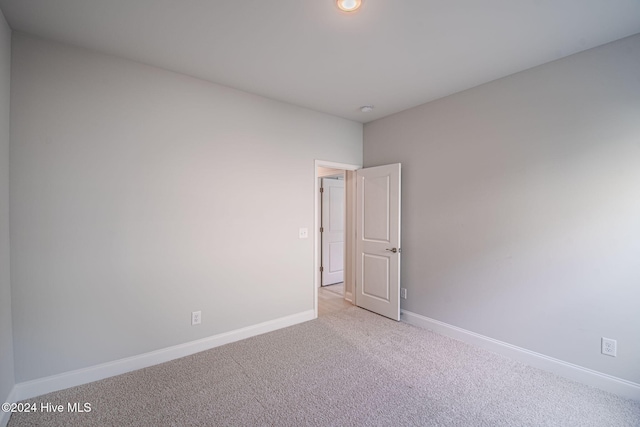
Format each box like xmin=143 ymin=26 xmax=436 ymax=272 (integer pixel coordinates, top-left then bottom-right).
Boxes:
xmin=8 ymin=306 xmax=640 ymax=426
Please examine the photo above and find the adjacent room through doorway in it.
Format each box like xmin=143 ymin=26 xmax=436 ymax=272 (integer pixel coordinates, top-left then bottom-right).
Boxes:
xmin=314 ymin=161 xmax=402 ymax=321
xmin=314 ymin=161 xmax=359 ymax=318
xmin=320 ymin=173 xmax=344 ymax=292
xmin=317 ymin=168 xmax=348 ymax=316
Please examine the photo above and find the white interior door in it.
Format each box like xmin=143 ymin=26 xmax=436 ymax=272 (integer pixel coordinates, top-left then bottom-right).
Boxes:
xmin=355 ymin=163 xmax=401 ymax=321
xmin=321 ymin=178 xmax=345 ymax=286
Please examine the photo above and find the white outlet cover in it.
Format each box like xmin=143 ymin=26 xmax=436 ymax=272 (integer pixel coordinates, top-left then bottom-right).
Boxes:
xmin=601 ymin=337 xmax=617 ymax=357
xmin=192 ymin=311 xmax=201 ymax=325
xmin=299 ymin=227 xmax=308 ymax=239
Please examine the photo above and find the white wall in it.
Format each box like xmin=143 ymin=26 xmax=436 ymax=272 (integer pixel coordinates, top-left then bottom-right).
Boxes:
xmin=10 ymin=33 xmax=362 ymax=382
xmin=0 ymin=8 xmax=14 ymax=407
xmin=364 ymin=34 xmax=640 ymax=384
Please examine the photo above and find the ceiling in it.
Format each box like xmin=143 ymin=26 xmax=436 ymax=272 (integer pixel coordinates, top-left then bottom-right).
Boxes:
xmin=1 ymin=1 xmax=639 ymax=123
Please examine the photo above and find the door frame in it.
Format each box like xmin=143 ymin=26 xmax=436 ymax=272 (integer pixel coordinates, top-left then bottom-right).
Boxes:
xmin=314 ymin=160 xmax=361 ymax=319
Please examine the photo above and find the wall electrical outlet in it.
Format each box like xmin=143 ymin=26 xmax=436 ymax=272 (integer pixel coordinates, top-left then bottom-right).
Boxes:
xmin=601 ymin=337 xmax=617 ymax=357
xmin=299 ymin=227 xmax=308 ymax=239
xmin=191 ymin=311 xmax=201 ymax=326
xmin=401 ymin=288 xmax=407 ymax=299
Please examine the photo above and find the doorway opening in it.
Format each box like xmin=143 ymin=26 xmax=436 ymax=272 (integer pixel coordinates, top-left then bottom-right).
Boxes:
xmin=320 ymin=172 xmax=344 ymax=291
xmin=314 ymin=160 xmax=360 ymax=318
xmin=314 ymin=160 xmax=403 ymax=321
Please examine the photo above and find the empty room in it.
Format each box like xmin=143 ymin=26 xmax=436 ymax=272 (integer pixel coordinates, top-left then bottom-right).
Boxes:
xmin=1 ymin=1 xmax=639 ymax=426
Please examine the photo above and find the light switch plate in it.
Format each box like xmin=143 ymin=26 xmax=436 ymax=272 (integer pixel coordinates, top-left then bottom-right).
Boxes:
xmin=299 ymin=227 xmax=309 ymax=239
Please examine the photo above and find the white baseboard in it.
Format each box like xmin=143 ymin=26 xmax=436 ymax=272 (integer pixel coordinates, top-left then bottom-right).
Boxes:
xmin=401 ymin=310 xmax=640 ymax=401
xmin=345 ymin=291 xmax=353 ymax=303
xmin=1 ymin=386 xmax=18 ymax=427
xmin=10 ymin=310 xmax=315 ymax=403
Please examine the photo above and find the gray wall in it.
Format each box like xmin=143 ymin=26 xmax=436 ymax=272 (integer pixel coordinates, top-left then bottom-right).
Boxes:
xmin=0 ymin=8 xmax=14 ymax=404
xmin=10 ymin=34 xmax=362 ymax=382
xmin=364 ymin=34 xmax=640 ymax=383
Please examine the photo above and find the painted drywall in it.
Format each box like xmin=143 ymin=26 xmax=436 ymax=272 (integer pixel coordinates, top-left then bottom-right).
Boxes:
xmin=364 ymin=34 xmax=640 ymax=383
xmin=0 ymin=7 xmax=14 ymax=408
xmin=10 ymin=33 xmax=362 ymax=382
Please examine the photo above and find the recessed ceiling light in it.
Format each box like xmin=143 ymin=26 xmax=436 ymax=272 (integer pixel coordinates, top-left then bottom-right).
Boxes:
xmin=337 ymin=0 xmax=362 ymax=12
xmin=360 ymin=105 xmax=374 ymax=113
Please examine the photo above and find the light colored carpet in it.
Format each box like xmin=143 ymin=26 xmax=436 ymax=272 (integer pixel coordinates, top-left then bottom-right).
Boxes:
xmin=8 ymin=306 xmax=640 ymax=426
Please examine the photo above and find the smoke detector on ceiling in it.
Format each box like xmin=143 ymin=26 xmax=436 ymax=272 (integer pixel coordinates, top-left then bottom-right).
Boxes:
xmin=360 ymin=105 xmax=374 ymax=113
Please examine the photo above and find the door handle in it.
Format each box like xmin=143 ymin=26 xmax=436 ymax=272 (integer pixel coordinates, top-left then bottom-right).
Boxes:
xmin=385 ymin=248 xmax=400 ymax=253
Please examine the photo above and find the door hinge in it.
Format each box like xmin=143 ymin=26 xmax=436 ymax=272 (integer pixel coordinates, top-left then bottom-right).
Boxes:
xmin=320 ymin=187 xmax=324 ymax=193
xmin=320 ymin=227 xmax=324 ymax=233
xmin=320 ymin=266 xmax=324 ymax=272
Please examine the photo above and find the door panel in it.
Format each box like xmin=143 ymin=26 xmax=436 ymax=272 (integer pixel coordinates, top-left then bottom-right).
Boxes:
xmin=329 ymin=242 xmax=344 ymax=273
xmin=321 ymin=178 xmax=345 ymax=286
xmin=362 ymin=254 xmax=389 ymax=301
xmin=363 ymin=176 xmax=390 ymax=242
xmin=356 ymin=164 xmax=401 ymax=320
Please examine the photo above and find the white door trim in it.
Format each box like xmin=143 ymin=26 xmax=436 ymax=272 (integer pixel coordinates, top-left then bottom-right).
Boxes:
xmin=314 ymin=160 xmax=361 ymax=319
